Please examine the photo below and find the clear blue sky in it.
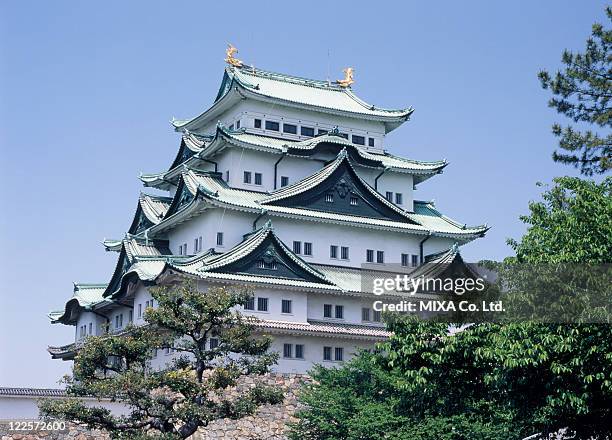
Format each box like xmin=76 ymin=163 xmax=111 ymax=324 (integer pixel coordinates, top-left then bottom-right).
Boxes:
xmin=0 ymin=1 xmax=606 ymax=387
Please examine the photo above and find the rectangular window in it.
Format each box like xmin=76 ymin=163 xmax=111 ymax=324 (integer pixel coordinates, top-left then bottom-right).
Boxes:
xmin=119 ymin=314 xmax=123 ymax=327
xmin=362 ymin=307 xmax=371 ymax=322
xmin=304 ymin=242 xmax=312 ymax=256
xmin=350 ymin=196 xmax=358 ymax=206
xmin=283 ymin=123 xmax=297 ymax=134
xmin=401 ymin=253 xmax=409 ymax=267
xmin=254 ymin=172 xmax=262 ymax=185
xmin=334 ymin=347 xmax=344 ymax=361
xmin=323 ymin=346 xmax=332 ymax=361
xmin=244 ymin=296 xmax=255 ymax=310
xmin=323 ymin=304 xmax=333 ymax=318
xmin=373 ymin=310 xmax=382 ymax=322
xmin=194 ymin=238 xmax=199 ymax=252
xmin=236 ymin=120 xmax=241 ymax=129
xmin=88 ymin=322 xmax=93 ymax=335
xmin=317 ymin=129 xmax=328 ymax=135
xmin=243 ymin=171 xmax=252 ymax=184
xmin=183 ymin=243 xmax=187 ymax=255
xmin=352 ymin=135 xmax=365 ymax=145
xmin=209 ymin=338 xmax=219 ymax=349
xmin=341 ymin=246 xmax=349 ymax=260
xmin=395 ymin=193 xmax=403 ymax=205
xmin=295 ymin=344 xmax=304 ymax=359
xmin=257 ymin=297 xmax=269 ymax=312
xmin=265 ymin=120 xmax=280 ymax=131
xmin=325 ymin=193 xmax=333 ymax=203
xmin=129 ymin=310 xmax=133 ymax=323
xmin=301 ymin=126 xmax=315 ymax=137
xmin=254 ymin=118 xmax=262 ymax=128
xmin=330 ymin=245 xmax=338 ymax=259
xmin=178 ymin=244 xmax=183 ymax=255
xmin=412 ymin=255 xmax=419 ymax=267
xmin=282 ymin=299 xmax=292 ymax=314
xmin=385 ymin=191 xmax=393 ymax=202
xmin=115 ymin=315 xmax=120 ymax=329
xmin=138 ymin=303 xmax=142 ymax=318
xmin=216 ymin=232 xmax=224 ymax=246
xmin=377 ymin=250 xmax=385 ymax=264
xmin=335 ymin=305 xmax=344 ymax=319
xmin=225 ymin=170 xmax=230 ymax=182
xmin=366 ymin=249 xmax=374 ymax=263
xmin=198 ymin=236 xmax=202 ymax=252
xmin=368 ymin=137 xmax=375 ymax=147
xmin=283 ymin=343 xmax=293 ymax=358
xmin=293 ymin=241 xmax=302 ymax=254
xmin=281 ymin=176 xmax=289 ymax=187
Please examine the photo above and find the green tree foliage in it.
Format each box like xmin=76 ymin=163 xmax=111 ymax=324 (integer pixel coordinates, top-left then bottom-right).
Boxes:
xmin=538 ymin=7 xmax=612 ymax=175
xmin=39 ymin=281 xmax=282 ymax=439
xmin=507 ymin=176 xmax=612 ymax=264
xmin=290 ymin=318 xmax=612 ymax=440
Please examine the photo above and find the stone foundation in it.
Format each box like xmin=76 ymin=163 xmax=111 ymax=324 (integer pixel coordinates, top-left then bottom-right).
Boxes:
xmin=0 ymin=374 xmax=309 ymax=440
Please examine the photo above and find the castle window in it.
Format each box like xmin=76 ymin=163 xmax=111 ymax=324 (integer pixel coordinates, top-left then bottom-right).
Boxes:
xmin=325 ymin=193 xmax=334 ymax=203
xmin=254 ymin=118 xmax=262 ymax=128
xmin=323 ymin=346 xmax=332 ymax=361
xmin=257 ymin=297 xmax=269 ymax=312
xmin=323 ymin=304 xmax=332 ymax=318
xmin=282 ymin=299 xmax=292 ymax=314
xmin=385 ymin=191 xmax=393 ymax=202
xmin=244 ymin=297 xmax=255 ymax=310
xmin=293 ymin=241 xmax=302 ymax=254
xmin=301 ymin=126 xmax=315 ymax=137
xmin=281 ymin=176 xmax=289 ymax=187
xmin=257 ymin=260 xmax=277 ymax=270
xmin=216 ymin=232 xmax=224 ymax=246
xmin=236 ymin=120 xmax=241 ymax=129
xmin=225 ymin=170 xmax=230 ymax=182
xmin=304 ymin=242 xmax=312 ymax=256
xmin=330 ymin=245 xmax=338 ymax=259
xmin=368 ymin=137 xmax=375 ymax=147
xmin=350 ymin=196 xmax=358 ymax=206
xmin=352 ymin=135 xmax=365 ymax=145
xmin=412 ymin=255 xmax=419 ymax=268
xmin=366 ymin=249 xmax=374 ymax=263
xmin=254 ymin=172 xmax=262 ymax=185
xmin=334 ymin=347 xmax=344 ymax=361
xmin=243 ymin=171 xmax=252 ymax=184
xmin=295 ymin=344 xmax=304 ymax=359
xmin=377 ymin=251 xmax=385 ymax=264
xmin=373 ymin=310 xmax=382 ymax=322
xmin=283 ymin=344 xmax=293 ymax=358
xmin=362 ymin=307 xmax=371 ymax=322
xmin=265 ymin=120 xmax=280 ymax=131
xmin=335 ymin=305 xmax=344 ymax=319
xmin=318 ymin=129 xmax=328 ymax=135
xmin=209 ymin=338 xmax=219 ymax=349
xmin=401 ymin=253 xmax=409 ymax=267
xmin=283 ymin=123 xmax=297 ymax=134
xmin=395 ymin=193 xmax=403 ymax=205
xmin=138 ymin=303 xmax=142 ymax=318
xmin=341 ymin=246 xmax=349 ymax=260
xmin=129 ymin=310 xmax=133 ymax=323
xmin=88 ymin=322 xmax=93 ymax=335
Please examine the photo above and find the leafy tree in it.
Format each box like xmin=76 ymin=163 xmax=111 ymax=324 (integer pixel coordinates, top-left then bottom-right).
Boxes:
xmin=538 ymin=7 xmax=612 ymax=175
xmin=290 ymin=318 xmax=612 ymax=440
xmin=40 ymin=281 xmax=282 ymax=439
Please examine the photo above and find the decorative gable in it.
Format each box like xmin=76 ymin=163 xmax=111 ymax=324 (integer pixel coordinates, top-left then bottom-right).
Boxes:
xmin=262 ymin=151 xmax=412 ymax=223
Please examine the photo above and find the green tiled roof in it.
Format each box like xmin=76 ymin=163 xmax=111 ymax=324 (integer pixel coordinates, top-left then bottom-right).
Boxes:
xmin=148 ymin=161 xmax=488 ymax=240
xmin=140 ymin=127 xmax=446 ymax=190
xmin=49 ymin=283 xmax=108 ymax=324
xmin=172 ymin=66 xmax=414 ymax=134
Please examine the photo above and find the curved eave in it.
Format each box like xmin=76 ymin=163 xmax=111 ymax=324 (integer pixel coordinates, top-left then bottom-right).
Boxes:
xmin=48 ymin=342 xmax=78 ymax=360
xmin=103 ymin=239 xmax=123 ymax=252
